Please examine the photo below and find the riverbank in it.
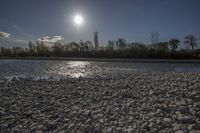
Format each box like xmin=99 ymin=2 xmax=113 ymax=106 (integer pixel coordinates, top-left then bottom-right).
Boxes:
xmin=1 ymin=57 xmax=200 ymax=64
xmin=0 ymin=72 xmax=200 ymax=132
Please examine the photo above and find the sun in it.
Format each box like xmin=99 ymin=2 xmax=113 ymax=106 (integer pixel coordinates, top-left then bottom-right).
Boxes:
xmin=74 ymin=14 xmax=83 ymax=26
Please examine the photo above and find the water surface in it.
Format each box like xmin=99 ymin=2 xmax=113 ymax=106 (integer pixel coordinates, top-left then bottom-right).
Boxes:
xmin=0 ymin=59 xmax=200 ymax=80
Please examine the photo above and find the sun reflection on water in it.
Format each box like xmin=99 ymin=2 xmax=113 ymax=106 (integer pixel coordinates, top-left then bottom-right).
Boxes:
xmin=47 ymin=61 xmax=91 ymax=78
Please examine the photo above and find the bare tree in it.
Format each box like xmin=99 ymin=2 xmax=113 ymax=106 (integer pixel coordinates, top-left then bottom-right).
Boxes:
xmin=151 ymin=32 xmax=160 ymax=46
xmin=184 ymin=34 xmax=198 ymax=53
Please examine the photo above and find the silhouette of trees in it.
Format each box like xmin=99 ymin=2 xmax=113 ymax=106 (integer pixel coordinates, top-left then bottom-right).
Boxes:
xmin=116 ymin=38 xmax=126 ymax=50
xmin=0 ymin=33 xmax=199 ymax=59
xmin=52 ymin=42 xmax=64 ymax=56
xmin=169 ymin=39 xmax=180 ymax=52
xmin=85 ymin=41 xmax=93 ymax=51
xmin=12 ymin=47 xmax=26 ymax=56
xmin=157 ymin=42 xmax=169 ymax=52
xmin=0 ymin=47 xmax=12 ymax=56
xmin=107 ymin=40 xmax=115 ymax=50
xmin=35 ymin=41 xmax=51 ymax=56
xmin=28 ymin=41 xmax=37 ymax=56
xmin=184 ymin=35 xmax=198 ymax=53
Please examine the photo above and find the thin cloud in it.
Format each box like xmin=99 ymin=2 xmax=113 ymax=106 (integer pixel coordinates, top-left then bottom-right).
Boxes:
xmin=0 ymin=31 xmax=10 ymax=38
xmin=37 ymin=36 xmax=64 ymax=44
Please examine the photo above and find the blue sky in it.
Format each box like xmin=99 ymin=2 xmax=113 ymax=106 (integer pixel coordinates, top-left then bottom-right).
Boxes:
xmin=0 ymin=0 xmax=200 ymax=45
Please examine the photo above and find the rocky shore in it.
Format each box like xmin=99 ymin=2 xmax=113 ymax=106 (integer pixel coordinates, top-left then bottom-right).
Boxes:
xmin=0 ymin=72 xmax=200 ymax=133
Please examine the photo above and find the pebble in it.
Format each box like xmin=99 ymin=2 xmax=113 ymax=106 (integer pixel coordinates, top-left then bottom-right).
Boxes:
xmin=1 ymin=72 xmax=200 ymax=132
xmin=141 ymin=122 xmax=149 ymax=129
xmin=178 ymin=116 xmax=195 ymax=124
xmin=162 ymin=118 xmax=172 ymax=127
xmin=173 ymin=124 xmax=182 ymax=131
xmin=178 ymin=106 xmax=190 ymax=114
xmin=188 ymin=124 xmax=196 ymax=131
xmin=191 ymin=91 xmax=198 ymax=96
xmin=68 ymin=124 xmax=75 ymax=130
xmin=174 ymin=130 xmax=184 ymax=133
xmin=84 ymin=125 xmax=93 ymax=132
xmin=0 ymin=80 xmax=3 ymax=84
xmin=127 ymin=128 xmax=136 ymax=133
xmin=196 ymin=111 xmax=200 ymax=118
xmin=35 ymin=130 xmax=43 ymax=133
xmin=0 ymin=110 xmax=5 ymax=116
xmin=99 ymin=119 xmax=104 ymax=123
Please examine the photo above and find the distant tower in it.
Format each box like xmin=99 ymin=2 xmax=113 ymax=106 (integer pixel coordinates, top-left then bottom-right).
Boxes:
xmin=94 ymin=31 xmax=99 ymax=51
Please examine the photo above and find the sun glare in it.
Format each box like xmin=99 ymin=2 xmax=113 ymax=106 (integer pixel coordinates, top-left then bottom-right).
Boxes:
xmin=74 ymin=14 xmax=83 ymax=26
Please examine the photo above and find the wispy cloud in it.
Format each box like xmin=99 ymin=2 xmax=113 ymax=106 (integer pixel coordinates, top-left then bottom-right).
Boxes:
xmin=37 ymin=36 xmax=64 ymax=44
xmin=0 ymin=31 xmax=10 ymax=38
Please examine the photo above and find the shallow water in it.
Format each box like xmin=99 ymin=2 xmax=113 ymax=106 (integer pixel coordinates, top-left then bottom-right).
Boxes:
xmin=0 ymin=59 xmax=200 ymax=80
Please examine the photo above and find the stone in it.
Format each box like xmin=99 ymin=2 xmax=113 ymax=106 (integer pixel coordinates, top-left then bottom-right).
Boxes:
xmin=191 ymin=91 xmax=198 ymax=96
xmin=178 ymin=116 xmax=195 ymax=124
xmin=189 ymin=131 xmax=200 ymax=133
xmin=1 ymin=70 xmax=200 ymax=132
xmin=37 ymin=125 xmax=44 ymax=130
xmin=99 ymin=119 xmax=104 ymax=123
xmin=0 ymin=124 xmax=8 ymax=129
xmin=93 ymin=127 xmax=101 ymax=133
xmin=107 ymin=128 xmax=113 ymax=132
xmin=141 ymin=122 xmax=149 ymax=130
xmin=196 ymin=111 xmax=200 ymax=118
xmin=193 ymin=124 xmax=200 ymax=130
xmin=149 ymin=122 xmax=156 ymax=128
xmin=57 ymin=131 xmax=66 ymax=133
xmin=127 ymin=128 xmax=135 ymax=133
xmin=173 ymin=124 xmax=182 ymax=131
xmin=116 ymin=127 xmax=122 ymax=132
xmin=149 ymin=90 xmax=154 ymax=95
xmin=46 ymin=123 xmax=57 ymax=131
xmin=86 ymin=119 xmax=92 ymax=124
xmin=156 ymin=119 xmax=161 ymax=125
xmin=68 ymin=124 xmax=75 ymax=129
xmin=85 ymin=110 xmax=92 ymax=117
xmin=178 ymin=106 xmax=190 ymax=114
xmin=84 ymin=125 xmax=93 ymax=132
xmin=0 ymin=110 xmax=5 ymax=116
xmin=188 ymin=124 xmax=196 ymax=131
xmin=162 ymin=118 xmax=172 ymax=127
xmin=162 ymin=128 xmax=173 ymax=133
xmin=12 ymin=125 xmax=23 ymax=132
xmin=15 ymin=124 xmax=23 ymax=129
xmin=35 ymin=130 xmax=43 ymax=133
xmin=163 ymin=118 xmax=172 ymax=122
xmin=174 ymin=130 xmax=184 ymax=133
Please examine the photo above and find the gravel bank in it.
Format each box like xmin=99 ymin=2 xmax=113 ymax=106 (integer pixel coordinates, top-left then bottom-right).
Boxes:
xmin=0 ymin=72 xmax=200 ymax=133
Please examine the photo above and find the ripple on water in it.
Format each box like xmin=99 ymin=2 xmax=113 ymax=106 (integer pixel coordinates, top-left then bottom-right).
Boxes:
xmin=0 ymin=60 xmax=200 ymax=81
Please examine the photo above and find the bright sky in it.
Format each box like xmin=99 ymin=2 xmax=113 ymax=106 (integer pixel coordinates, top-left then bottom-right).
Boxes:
xmin=0 ymin=0 xmax=200 ymax=45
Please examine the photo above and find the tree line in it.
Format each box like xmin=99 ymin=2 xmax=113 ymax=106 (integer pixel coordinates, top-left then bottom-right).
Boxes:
xmin=0 ymin=33 xmax=199 ymax=59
